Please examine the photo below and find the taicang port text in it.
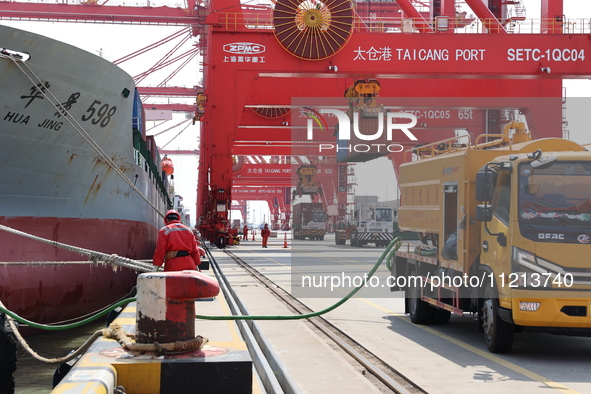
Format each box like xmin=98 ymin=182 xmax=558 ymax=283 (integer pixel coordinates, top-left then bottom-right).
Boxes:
xmin=301 ymin=272 xmax=574 ymax=292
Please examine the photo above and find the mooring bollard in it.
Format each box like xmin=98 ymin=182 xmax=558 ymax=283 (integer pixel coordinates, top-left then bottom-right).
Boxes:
xmin=136 ymin=270 xmax=220 ymax=343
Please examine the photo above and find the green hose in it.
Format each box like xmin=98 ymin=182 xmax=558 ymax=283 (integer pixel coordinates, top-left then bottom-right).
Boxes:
xmin=1 ymin=237 xmax=403 ymax=327
xmin=0 ymin=297 xmax=137 ymax=331
xmin=414 ymin=245 xmax=437 ymax=256
xmin=195 ymin=237 xmax=403 ymax=321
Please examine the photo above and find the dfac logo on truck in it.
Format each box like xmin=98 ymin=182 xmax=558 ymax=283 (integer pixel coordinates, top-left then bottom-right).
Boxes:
xmin=223 ymin=42 xmax=266 ymax=55
xmin=305 ymin=108 xmax=418 ymax=153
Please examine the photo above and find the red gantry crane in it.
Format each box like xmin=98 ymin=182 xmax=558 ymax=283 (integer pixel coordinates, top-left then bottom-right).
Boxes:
xmin=196 ymin=0 xmax=587 ymax=247
xmin=1 ymin=0 xmax=587 ymax=247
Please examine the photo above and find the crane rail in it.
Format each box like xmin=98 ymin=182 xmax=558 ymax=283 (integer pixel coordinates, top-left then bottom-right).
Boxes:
xmin=218 ymin=247 xmax=427 ymax=394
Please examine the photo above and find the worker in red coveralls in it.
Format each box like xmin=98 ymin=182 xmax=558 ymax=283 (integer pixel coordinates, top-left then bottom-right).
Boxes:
xmin=242 ymin=225 xmax=249 ymax=241
xmin=153 ymin=210 xmax=201 ymax=272
xmin=261 ymin=223 xmax=271 ymax=248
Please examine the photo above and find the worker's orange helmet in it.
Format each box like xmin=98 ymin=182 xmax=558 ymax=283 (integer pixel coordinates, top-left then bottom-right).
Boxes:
xmin=164 ymin=210 xmax=180 ymax=223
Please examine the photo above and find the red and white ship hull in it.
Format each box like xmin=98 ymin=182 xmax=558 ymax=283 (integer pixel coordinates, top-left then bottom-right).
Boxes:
xmin=0 ymin=25 xmax=169 ymax=324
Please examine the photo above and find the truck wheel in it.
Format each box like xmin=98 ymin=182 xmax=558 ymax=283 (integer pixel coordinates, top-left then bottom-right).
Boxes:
xmin=482 ymin=284 xmax=514 ymax=353
xmin=320 ymin=236 xmax=324 ymax=241
xmin=350 ymin=238 xmax=356 ymax=247
xmin=431 ymin=307 xmax=451 ymax=324
xmin=217 ymin=235 xmax=226 ymax=249
xmin=408 ymin=270 xmax=431 ymax=324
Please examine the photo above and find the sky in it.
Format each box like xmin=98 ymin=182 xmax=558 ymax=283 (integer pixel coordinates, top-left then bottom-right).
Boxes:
xmin=2 ymin=0 xmax=590 ymax=224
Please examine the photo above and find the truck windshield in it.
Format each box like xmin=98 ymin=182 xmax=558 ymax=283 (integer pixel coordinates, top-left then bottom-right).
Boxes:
xmin=375 ymin=208 xmax=392 ymax=222
xmin=312 ymin=211 xmax=326 ymax=222
xmin=518 ymin=161 xmax=591 ymax=242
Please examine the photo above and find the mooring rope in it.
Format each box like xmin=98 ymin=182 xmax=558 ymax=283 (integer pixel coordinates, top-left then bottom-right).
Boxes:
xmin=1 ymin=300 xmax=207 ymax=364
xmin=104 ymin=323 xmax=208 ymax=355
xmin=0 ymin=224 xmax=154 ymax=273
xmin=0 ymin=221 xmax=210 ymax=363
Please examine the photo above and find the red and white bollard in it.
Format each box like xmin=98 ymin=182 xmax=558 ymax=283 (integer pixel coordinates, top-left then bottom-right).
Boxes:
xmin=283 ymin=232 xmax=288 ymax=248
xmin=136 ymin=270 xmax=220 ymax=343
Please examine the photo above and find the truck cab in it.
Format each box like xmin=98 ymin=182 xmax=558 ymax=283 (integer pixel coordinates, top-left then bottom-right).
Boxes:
xmin=392 ymin=134 xmax=591 ymax=353
xmin=476 ymin=148 xmax=591 ymax=351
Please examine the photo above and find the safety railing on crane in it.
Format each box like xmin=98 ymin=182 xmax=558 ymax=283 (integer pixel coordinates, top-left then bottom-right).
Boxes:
xmin=2 ymin=0 xmax=588 ymax=35
xmin=404 ymin=133 xmax=518 ymax=163
xmin=213 ymin=12 xmax=591 ymax=35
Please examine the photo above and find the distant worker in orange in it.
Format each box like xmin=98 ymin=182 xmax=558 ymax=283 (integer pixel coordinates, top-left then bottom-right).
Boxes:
xmin=261 ymin=223 xmax=271 ymax=248
xmin=153 ymin=210 xmax=201 ymax=272
xmin=243 ymin=225 xmax=249 ymax=241
xmin=192 ymin=228 xmax=207 ymax=258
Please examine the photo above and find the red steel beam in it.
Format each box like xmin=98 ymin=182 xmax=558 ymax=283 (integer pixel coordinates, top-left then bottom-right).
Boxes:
xmin=463 ymin=0 xmax=507 ymax=34
xmin=394 ymin=0 xmax=434 ymax=33
xmin=143 ymin=103 xmax=196 ymax=112
xmin=0 ymin=3 xmax=202 ymax=26
xmin=137 ymin=86 xmax=201 ymax=98
xmin=541 ymin=0 xmax=565 ymax=34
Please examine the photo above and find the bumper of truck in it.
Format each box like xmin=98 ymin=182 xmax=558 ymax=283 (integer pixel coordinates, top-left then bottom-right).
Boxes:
xmin=509 ymin=289 xmax=591 ymax=328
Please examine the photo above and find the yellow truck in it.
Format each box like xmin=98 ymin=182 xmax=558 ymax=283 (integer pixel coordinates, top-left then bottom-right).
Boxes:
xmin=391 ymin=132 xmax=591 ymax=353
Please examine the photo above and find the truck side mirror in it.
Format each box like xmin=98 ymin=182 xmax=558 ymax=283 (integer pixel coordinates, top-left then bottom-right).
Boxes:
xmin=475 ymin=167 xmax=497 ymax=202
xmin=531 ymin=154 xmax=557 ymax=169
xmin=476 ymin=204 xmax=492 ymax=222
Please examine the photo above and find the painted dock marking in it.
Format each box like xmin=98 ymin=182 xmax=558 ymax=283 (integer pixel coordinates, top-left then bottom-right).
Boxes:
xmin=217 ymin=290 xmax=244 ymax=343
xmin=229 ymin=246 xmax=579 ymax=394
xmin=357 ymin=298 xmax=580 ymax=394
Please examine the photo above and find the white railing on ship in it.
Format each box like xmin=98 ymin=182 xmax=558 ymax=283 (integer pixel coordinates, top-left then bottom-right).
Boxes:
xmin=133 ymin=148 xmax=146 ymax=169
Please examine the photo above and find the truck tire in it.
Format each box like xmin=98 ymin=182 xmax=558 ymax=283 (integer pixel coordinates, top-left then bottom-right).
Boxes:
xmin=216 ymin=235 xmax=226 ymax=249
xmin=408 ymin=270 xmax=431 ymax=324
xmin=482 ymin=284 xmax=514 ymax=353
xmin=431 ymin=307 xmax=451 ymax=324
